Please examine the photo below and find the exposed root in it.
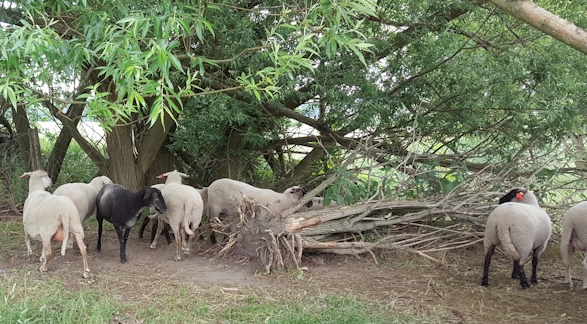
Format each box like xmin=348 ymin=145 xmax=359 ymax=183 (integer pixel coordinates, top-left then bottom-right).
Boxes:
xmin=212 ymin=194 xmax=305 ymax=273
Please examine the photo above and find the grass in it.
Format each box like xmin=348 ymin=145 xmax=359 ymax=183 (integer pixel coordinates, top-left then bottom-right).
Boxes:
xmin=0 ymin=274 xmax=407 ymax=324
xmin=0 ymin=277 xmax=116 ymax=324
xmin=0 ymin=220 xmax=25 ymax=257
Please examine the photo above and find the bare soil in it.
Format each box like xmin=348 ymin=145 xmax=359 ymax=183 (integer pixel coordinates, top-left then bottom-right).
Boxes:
xmin=2 ymin=218 xmax=587 ymax=324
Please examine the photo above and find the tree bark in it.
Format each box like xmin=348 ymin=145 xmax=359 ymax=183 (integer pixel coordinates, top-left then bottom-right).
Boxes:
xmin=28 ymin=128 xmax=42 ymax=170
xmin=11 ymin=105 xmax=32 ymax=169
xmin=490 ymin=0 xmax=587 ymax=55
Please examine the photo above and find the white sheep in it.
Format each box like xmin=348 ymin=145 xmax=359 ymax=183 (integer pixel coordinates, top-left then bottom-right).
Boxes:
xmin=53 ymin=175 xmax=112 ymax=248
xmin=560 ymin=201 xmax=587 ymax=288
xmin=482 ymin=188 xmax=552 ymax=288
xmin=208 ymin=178 xmax=310 ymax=219
xmin=21 ymin=170 xmax=90 ymax=278
xmin=150 ymin=170 xmax=204 ymax=261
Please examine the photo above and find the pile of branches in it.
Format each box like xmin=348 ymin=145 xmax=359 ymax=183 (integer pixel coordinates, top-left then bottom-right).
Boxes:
xmin=210 ymin=190 xmax=503 ymax=273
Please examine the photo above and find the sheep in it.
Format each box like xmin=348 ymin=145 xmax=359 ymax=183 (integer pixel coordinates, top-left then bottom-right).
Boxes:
xmin=21 ymin=170 xmax=90 ymax=278
xmin=95 ymin=184 xmax=167 ymax=263
xmin=208 ymin=178 xmax=312 ymax=219
xmin=149 ymin=170 xmax=204 ymax=261
xmin=53 ymin=176 xmax=112 ymax=248
xmin=481 ymin=188 xmax=552 ymax=288
xmin=560 ymin=201 xmax=587 ymax=289
xmin=206 ymin=178 xmax=312 ymax=243
xmin=138 ymin=185 xmax=208 ymax=245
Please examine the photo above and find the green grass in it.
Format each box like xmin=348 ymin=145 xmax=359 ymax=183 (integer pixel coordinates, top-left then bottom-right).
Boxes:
xmin=0 ymin=278 xmax=116 ymax=324
xmin=0 ymin=274 xmax=410 ymax=324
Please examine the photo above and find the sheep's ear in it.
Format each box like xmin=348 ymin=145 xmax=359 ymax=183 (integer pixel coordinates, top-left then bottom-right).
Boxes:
xmin=156 ymin=173 xmax=167 ymax=179
xmin=144 ymin=189 xmax=155 ymax=200
xmin=20 ymin=172 xmax=31 ymax=178
xmin=180 ymin=172 xmax=190 ymax=179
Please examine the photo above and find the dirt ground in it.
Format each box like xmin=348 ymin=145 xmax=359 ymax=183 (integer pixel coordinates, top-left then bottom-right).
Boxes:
xmin=2 ymin=219 xmax=587 ymax=324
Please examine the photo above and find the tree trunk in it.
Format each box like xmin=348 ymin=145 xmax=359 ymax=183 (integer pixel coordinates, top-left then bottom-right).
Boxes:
xmin=46 ymin=103 xmax=86 ymax=182
xmin=28 ymin=128 xmax=42 ymax=170
xmin=211 ymin=126 xmax=247 ymax=180
xmin=11 ymin=105 xmax=32 ymax=170
xmin=106 ymin=124 xmax=144 ymax=191
xmin=144 ymin=133 xmax=176 ymax=186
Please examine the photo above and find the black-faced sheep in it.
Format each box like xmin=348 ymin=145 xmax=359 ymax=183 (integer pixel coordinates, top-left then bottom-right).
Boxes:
xmin=53 ymin=176 xmax=112 ymax=248
xmin=21 ymin=170 xmax=90 ymax=278
xmin=150 ymin=170 xmax=204 ymax=261
xmin=482 ymin=188 xmax=552 ymax=288
xmin=206 ymin=178 xmax=311 ymax=244
xmin=95 ymin=184 xmax=167 ymax=263
xmin=560 ymin=201 xmax=587 ymax=289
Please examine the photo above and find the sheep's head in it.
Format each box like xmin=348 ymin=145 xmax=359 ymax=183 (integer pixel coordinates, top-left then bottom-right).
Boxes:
xmin=498 ymin=188 xmax=537 ymax=205
xmin=157 ymin=170 xmax=189 ymax=184
xmin=287 ymin=186 xmax=313 ymax=208
xmin=20 ymin=170 xmax=52 ymax=189
xmin=143 ymin=187 xmax=167 ymax=214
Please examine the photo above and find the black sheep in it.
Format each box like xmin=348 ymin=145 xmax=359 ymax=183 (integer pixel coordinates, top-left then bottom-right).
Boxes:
xmin=96 ymin=184 xmax=167 ymax=263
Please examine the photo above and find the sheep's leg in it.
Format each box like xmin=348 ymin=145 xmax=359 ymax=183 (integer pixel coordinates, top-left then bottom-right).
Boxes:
xmin=516 ymin=261 xmax=530 ymax=288
xmin=115 ymin=226 xmax=131 ymax=263
xmin=181 ymin=227 xmax=189 ymax=252
xmin=150 ymin=222 xmax=157 ymax=244
xmin=150 ymin=218 xmax=165 ymax=249
xmin=481 ymin=244 xmax=495 ymax=286
xmin=582 ymin=253 xmax=587 ymax=289
xmin=563 ymin=244 xmax=575 ymax=288
xmin=72 ymin=232 xmax=90 ymax=279
xmin=171 ymin=225 xmax=182 ymax=261
xmin=40 ymin=240 xmax=52 ymax=272
xmin=96 ymin=217 xmax=104 ymax=252
xmin=163 ymin=224 xmax=173 ymax=244
xmin=66 ymin=235 xmax=74 ymax=250
xmin=25 ymin=232 xmax=33 ymax=255
xmin=183 ymin=224 xmax=195 ymax=254
xmin=511 ymin=261 xmax=519 ymax=279
xmin=138 ymin=216 xmax=150 ymax=239
xmin=39 ymin=249 xmax=46 ymax=262
xmin=530 ymin=253 xmax=539 ymax=284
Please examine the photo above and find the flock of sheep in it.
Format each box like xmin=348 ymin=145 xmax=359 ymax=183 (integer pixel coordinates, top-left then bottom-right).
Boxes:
xmin=19 ymin=170 xmax=313 ymax=278
xmin=17 ymin=169 xmax=587 ymax=289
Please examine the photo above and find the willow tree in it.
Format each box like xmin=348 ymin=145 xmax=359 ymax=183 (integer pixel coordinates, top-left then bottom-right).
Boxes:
xmin=0 ymin=0 xmax=376 ymax=189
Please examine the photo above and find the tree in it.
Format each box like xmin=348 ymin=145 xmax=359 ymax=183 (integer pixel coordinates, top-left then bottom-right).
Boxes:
xmin=0 ymin=0 xmax=376 ymax=189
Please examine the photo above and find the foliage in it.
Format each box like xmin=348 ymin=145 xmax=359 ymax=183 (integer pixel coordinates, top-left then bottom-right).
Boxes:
xmin=2 ymin=0 xmax=587 ymax=203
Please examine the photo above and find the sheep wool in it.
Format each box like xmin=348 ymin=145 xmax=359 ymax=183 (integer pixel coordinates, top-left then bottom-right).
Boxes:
xmin=560 ymin=201 xmax=587 ymax=288
xmin=482 ymin=188 xmax=552 ymax=288
xmin=150 ymin=170 xmax=205 ymax=261
xmin=21 ymin=170 xmax=90 ymax=278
